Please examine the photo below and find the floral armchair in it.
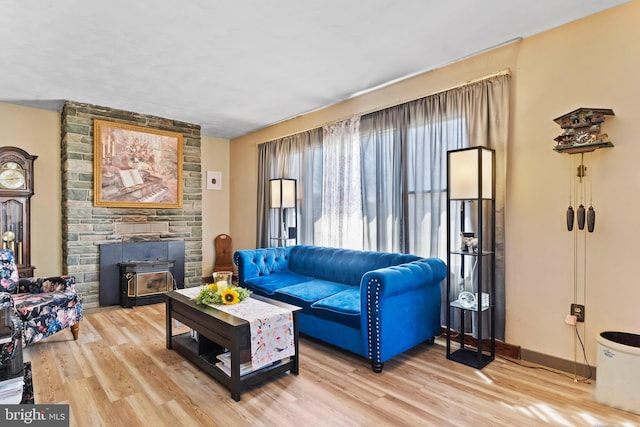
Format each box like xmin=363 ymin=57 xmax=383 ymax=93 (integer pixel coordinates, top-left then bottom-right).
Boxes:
xmin=0 ymin=249 xmax=82 ymax=347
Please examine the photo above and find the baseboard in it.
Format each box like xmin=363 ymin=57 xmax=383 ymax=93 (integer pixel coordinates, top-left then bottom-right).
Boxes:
xmin=520 ymin=348 xmax=596 ymax=379
xmin=440 ymin=327 xmax=521 ymax=359
xmin=440 ymin=327 xmax=595 ymax=378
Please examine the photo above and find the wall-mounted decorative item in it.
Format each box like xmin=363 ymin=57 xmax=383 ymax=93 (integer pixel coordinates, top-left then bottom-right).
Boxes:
xmin=553 ymin=107 xmax=614 ymax=234
xmin=553 ymin=108 xmax=614 ymax=154
xmin=206 ymin=171 xmax=222 ymax=191
xmin=93 ymin=120 xmax=183 ymax=208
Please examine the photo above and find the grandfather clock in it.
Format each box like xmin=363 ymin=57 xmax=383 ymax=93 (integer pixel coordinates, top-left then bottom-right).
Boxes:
xmin=0 ymin=147 xmax=37 ymax=278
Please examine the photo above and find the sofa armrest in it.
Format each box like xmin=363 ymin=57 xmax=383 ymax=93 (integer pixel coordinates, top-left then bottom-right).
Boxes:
xmin=17 ymin=275 xmax=76 ymax=294
xmin=361 ymin=258 xmax=447 ymax=364
xmin=234 ymin=248 xmax=291 ymax=286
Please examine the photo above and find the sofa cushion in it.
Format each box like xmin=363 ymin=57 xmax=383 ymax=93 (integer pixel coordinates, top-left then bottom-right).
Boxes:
xmin=244 ymin=271 xmax=311 ymax=296
xmin=310 ymin=287 xmax=361 ymax=329
xmin=275 ymin=280 xmax=351 ymax=310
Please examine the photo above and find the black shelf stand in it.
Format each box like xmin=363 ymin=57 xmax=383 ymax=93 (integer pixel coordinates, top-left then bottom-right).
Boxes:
xmin=445 ymin=146 xmax=496 ymax=369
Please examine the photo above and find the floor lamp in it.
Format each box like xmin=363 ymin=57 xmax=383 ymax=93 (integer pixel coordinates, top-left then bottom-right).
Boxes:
xmin=269 ymin=178 xmax=297 ymax=247
xmin=446 ymin=146 xmax=496 ymax=369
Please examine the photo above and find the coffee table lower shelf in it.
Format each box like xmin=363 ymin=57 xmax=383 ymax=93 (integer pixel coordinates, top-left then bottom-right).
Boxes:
xmin=170 ymin=333 xmax=296 ymax=398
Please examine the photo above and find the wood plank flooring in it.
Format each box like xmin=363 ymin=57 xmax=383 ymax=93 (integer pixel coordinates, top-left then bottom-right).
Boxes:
xmin=23 ymin=303 xmax=640 ymax=427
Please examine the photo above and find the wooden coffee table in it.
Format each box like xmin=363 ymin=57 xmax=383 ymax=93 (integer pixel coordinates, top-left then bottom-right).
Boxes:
xmin=165 ymin=290 xmax=301 ymax=401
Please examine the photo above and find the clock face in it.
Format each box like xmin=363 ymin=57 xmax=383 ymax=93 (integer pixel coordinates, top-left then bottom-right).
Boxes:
xmin=0 ymin=163 xmax=26 ymax=190
xmin=575 ymin=130 xmax=592 ymax=145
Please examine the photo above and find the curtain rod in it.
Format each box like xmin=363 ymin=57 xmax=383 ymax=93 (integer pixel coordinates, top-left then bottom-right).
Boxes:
xmin=255 ymin=68 xmax=511 ymax=145
xmin=435 ymin=68 xmax=511 ymax=95
xmin=351 ymin=68 xmax=512 ymax=119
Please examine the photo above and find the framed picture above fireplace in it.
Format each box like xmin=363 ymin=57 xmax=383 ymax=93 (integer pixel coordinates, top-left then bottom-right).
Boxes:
xmin=93 ymin=120 xmax=183 ymax=208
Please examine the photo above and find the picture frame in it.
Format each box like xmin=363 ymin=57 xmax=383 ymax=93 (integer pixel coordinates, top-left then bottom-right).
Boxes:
xmin=206 ymin=171 xmax=222 ymax=191
xmin=93 ymin=120 xmax=183 ymax=208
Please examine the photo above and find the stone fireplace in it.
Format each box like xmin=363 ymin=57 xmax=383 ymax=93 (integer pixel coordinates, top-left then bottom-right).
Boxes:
xmin=61 ymin=101 xmax=203 ymax=309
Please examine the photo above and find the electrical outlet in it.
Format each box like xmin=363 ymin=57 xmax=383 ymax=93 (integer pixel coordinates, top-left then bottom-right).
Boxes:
xmin=570 ymin=304 xmax=585 ymax=322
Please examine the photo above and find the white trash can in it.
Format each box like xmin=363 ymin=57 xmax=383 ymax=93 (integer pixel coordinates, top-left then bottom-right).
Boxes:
xmin=593 ymin=331 xmax=640 ymax=415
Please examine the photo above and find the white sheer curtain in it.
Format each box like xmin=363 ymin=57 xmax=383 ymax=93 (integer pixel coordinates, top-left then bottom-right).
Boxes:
xmin=317 ymin=117 xmax=363 ymax=249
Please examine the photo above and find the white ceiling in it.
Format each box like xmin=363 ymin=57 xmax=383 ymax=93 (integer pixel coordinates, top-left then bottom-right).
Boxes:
xmin=0 ymin=0 xmax=628 ymax=139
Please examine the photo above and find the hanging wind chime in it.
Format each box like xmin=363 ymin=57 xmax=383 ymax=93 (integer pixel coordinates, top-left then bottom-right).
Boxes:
xmin=553 ymin=108 xmax=614 ymax=232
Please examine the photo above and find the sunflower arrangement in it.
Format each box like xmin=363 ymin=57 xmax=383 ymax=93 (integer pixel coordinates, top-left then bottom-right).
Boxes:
xmin=194 ymin=282 xmax=251 ymax=306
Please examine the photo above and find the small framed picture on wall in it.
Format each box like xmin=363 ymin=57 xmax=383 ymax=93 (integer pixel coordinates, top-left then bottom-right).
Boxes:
xmin=206 ymin=171 xmax=222 ymax=190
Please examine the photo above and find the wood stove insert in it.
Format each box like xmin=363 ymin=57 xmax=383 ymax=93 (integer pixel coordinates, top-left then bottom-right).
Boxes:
xmin=118 ymin=259 xmax=175 ymax=308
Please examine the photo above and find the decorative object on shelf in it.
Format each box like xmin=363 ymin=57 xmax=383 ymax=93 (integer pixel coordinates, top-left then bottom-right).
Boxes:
xmin=553 ymin=108 xmax=614 ymax=234
xmin=0 ymin=146 xmax=37 ymax=278
xmin=457 ymin=291 xmax=476 ymax=308
xmin=93 ymin=120 xmax=183 ymax=208
xmin=269 ymin=178 xmax=297 ymax=247
xmin=446 ymin=146 xmax=496 ymax=369
xmin=460 ymin=232 xmax=473 ymax=251
xmin=460 ymin=232 xmax=478 ymax=253
xmin=553 ymin=108 xmax=614 ymax=154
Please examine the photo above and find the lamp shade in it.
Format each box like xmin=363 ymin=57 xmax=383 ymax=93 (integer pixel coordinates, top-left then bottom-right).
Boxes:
xmin=270 ymin=178 xmax=296 ymax=208
xmin=448 ymin=146 xmax=494 ymax=200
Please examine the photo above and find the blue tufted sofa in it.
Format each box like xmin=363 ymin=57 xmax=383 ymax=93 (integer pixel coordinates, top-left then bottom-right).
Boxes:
xmin=234 ymin=245 xmax=447 ymax=372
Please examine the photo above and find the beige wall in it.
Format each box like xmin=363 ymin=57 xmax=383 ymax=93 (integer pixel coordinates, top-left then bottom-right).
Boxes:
xmin=230 ymin=1 xmax=639 ymax=364
xmin=0 ymin=103 xmax=62 ymax=277
xmin=507 ymin=3 xmax=639 ymax=362
xmin=201 ymin=135 xmax=231 ymax=278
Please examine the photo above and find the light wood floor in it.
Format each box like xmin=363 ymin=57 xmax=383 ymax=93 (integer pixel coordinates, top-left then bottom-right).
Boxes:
xmin=23 ymin=303 xmax=640 ymax=427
